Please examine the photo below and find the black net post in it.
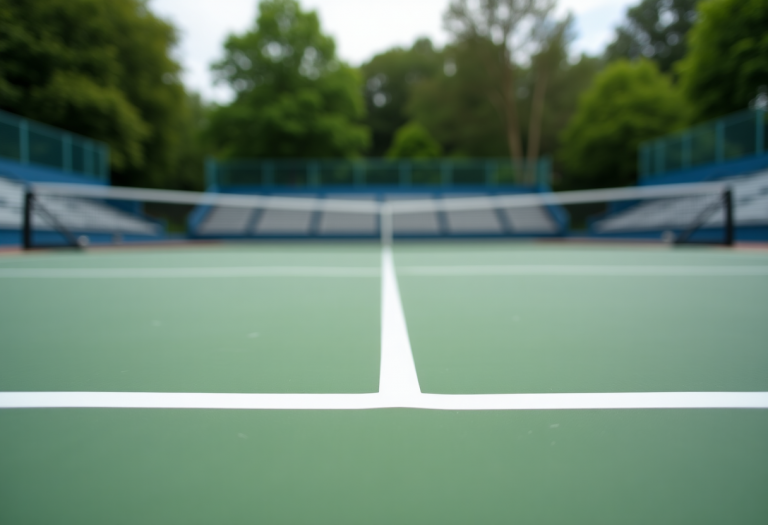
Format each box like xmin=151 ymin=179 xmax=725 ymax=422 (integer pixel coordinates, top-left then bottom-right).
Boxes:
xmin=723 ymin=188 xmax=734 ymax=246
xmin=23 ymin=186 xmax=33 ymax=250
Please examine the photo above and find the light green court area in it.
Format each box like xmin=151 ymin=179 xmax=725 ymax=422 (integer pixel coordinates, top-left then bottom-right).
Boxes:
xmin=395 ymin=244 xmax=768 ymax=394
xmin=0 ymin=245 xmax=381 ymax=393
xmin=392 ymin=242 xmax=768 ymax=267
xmin=1 ymin=408 xmax=766 ymax=525
xmin=0 ymin=243 xmax=382 ymax=269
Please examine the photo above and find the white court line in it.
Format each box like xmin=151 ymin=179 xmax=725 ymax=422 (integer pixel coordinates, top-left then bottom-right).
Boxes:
xmin=1 ymin=392 xmax=767 ymax=410
xmin=378 ymin=246 xmax=421 ymax=396
xmin=398 ymin=265 xmax=768 ymax=276
xmin=3 ymin=266 xmax=764 ymax=279
xmin=0 ymin=267 xmax=380 ymax=278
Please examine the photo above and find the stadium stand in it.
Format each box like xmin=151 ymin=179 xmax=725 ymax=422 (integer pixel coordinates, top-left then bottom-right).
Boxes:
xmin=253 ymin=195 xmax=315 ymax=236
xmin=0 ymin=176 xmax=161 ymax=242
xmin=317 ymin=194 xmax=379 ymax=236
xmin=591 ymin=169 xmax=768 ymax=239
xmin=386 ymin=194 xmax=441 ymax=236
xmin=188 ymin=191 xmax=564 ymax=239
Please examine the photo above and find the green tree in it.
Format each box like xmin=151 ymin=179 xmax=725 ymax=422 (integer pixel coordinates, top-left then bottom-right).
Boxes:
xmin=0 ymin=0 xmax=192 ymax=188
xmin=524 ymin=15 xmax=573 ymax=170
xmin=408 ymin=30 xmax=600 ymax=161
xmin=678 ymin=0 xmax=768 ymax=121
xmin=443 ymin=0 xmax=557 ymax=162
xmin=207 ymin=0 xmax=369 ymax=158
xmin=386 ymin=121 xmax=442 ymax=159
xmin=558 ymin=59 xmax=688 ymax=189
xmin=172 ymin=92 xmax=211 ymax=190
xmin=606 ymin=0 xmax=699 ymax=74
xmin=409 ymin=37 xmax=508 ymax=157
xmin=362 ymin=39 xmax=443 ymax=156
xmin=524 ymin=54 xmax=603 ymax=166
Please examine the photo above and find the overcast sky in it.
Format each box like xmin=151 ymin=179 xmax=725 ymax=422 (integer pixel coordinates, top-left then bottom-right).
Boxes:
xmin=150 ymin=0 xmax=635 ymax=103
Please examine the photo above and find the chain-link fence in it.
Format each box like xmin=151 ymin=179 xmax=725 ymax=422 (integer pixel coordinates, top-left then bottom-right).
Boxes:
xmin=639 ymin=109 xmax=767 ymax=180
xmin=0 ymin=109 xmax=109 ymax=182
xmin=206 ymin=157 xmax=553 ymax=189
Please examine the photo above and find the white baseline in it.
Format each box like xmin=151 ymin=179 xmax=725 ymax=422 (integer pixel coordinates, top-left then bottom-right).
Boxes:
xmin=398 ymin=265 xmax=768 ymax=277
xmin=0 ymin=267 xmax=379 ymax=278
xmin=1 ymin=391 xmax=767 ymax=410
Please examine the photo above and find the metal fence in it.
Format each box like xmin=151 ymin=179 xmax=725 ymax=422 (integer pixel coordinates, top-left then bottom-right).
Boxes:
xmin=0 ymin=109 xmax=110 ymax=182
xmin=639 ymin=109 xmax=767 ymax=180
xmin=207 ymin=157 xmax=552 ymax=188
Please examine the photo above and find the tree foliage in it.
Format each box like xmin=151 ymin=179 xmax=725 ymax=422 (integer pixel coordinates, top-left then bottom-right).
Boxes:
xmin=386 ymin=122 xmax=442 ymax=159
xmin=524 ymin=15 xmax=572 ymax=167
xmin=558 ymin=59 xmax=688 ymax=189
xmin=443 ymin=0 xmax=557 ymax=162
xmin=409 ymin=37 xmax=508 ymax=157
xmin=606 ymin=0 xmax=699 ymax=73
xmin=0 ymin=0 xmax=196 ymax=188
xmin=678 ymin=0 xmax=768 ymax=121
xmin=206 ymin=0 xmax=368 ymax=158
xmin=361 ymin=39 xmax=443 ymax=156
xmin=408 ymin=28 xmax=600 ymax=160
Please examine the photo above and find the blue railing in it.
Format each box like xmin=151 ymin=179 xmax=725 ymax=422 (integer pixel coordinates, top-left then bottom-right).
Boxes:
xmin=0 ymin=109 xmax=110 ymax=182
xmin=206 ymin=157 xmax=552 ymax=189
xmin=639 ymin=109 xmax=767 ymax=181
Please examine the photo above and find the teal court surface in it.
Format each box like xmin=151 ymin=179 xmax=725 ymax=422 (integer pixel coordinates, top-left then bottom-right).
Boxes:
xmin=1 ymin=242 xmax=767 ymax=524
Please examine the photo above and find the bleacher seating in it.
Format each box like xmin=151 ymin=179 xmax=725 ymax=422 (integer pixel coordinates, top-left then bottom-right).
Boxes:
xmin=0 ymin=176 xmax=160 ymax=238
xmin=317 ymin=194 xmax=379 ymax=236
xmin=592 ymin=170 xmax=768 ymax=235
xmin=190 ymin=191 xmax=563 ymax=238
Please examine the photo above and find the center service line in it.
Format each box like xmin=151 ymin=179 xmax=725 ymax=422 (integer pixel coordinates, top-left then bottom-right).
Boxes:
xmin=377 ymin=246 xmax=422 ymax=397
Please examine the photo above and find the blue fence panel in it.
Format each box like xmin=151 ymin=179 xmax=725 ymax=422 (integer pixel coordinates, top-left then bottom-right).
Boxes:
xmin=208 ymin=157 xmax=552 ymax=188
xmin=0 ymin=109 xmax=109 ymax=182
xmin=639 ymin=109 xmax=767 ymax=181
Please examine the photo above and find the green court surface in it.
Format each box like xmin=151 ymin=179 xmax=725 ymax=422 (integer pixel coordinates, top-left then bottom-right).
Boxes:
xmin=1 ymin=242 xmax=767 ymax=524
xmin=395 ymin=248 xmax=768 ymax=394
xmin=0 ymin=246 xmax=381 ymax=393
xmin=2 ymin=409 xmax=766 ymax=524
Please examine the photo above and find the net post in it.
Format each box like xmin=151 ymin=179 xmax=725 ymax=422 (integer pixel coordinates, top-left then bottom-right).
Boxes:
xmin=723 ymin=187 xmax=734 ymax=246
xmin=23 ymin=186 xmax=33 ymax=250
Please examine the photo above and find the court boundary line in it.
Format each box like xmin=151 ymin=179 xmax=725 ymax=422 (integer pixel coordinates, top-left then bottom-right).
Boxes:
xmin=398 ymin=265 xmax=768 ymax=276
xmin=1 ymin=265 xmax=765 ymax=279
xmin=1 ymin=391 xmax=767 ymax=410
xmin=0 ymin=267 xmax=380 ymax=278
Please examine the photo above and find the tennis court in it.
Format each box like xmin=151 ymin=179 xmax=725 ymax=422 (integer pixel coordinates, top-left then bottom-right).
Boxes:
xmin=1 ymin=242 xmax=767 ymax=524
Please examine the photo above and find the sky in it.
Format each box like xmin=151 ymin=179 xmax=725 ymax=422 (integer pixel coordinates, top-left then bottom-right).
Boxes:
xmin=150 ymin=0 xmax=636 ymax=103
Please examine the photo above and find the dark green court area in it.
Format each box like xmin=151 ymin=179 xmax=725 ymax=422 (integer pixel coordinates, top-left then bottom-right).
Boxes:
xmin=1 ymin=408 xmax=766 ymax=525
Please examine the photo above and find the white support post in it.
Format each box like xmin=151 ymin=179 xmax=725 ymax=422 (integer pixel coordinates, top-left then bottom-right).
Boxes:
xmin=380 ymin=203 xmax=393 ymax=246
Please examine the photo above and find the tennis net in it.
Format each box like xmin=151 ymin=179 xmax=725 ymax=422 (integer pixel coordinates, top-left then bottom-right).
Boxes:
xmin=17 ymin=180 xmax=737 ymax=249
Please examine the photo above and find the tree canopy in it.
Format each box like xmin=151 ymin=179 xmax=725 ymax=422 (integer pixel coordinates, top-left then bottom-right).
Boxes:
xmin=0 ymin=0 xmax=196 ymax=188
xmin=386 ymin=122 xmax=442 ymax=159
xmin=606 ymin=0 xmax=699 ymax=73
xmin=206 ymin=0 xmax=369 ymax=159
xmin=443 ymin=0 xmax=558 ymax=163
xmin=361 ymin=39 xmax=443 ymax=156
xmin=408 ymin=24 xmax=600 ymax=161
xmin=2 ymin=0 xmax=761 ymax=191
xmin=558 ymin=59 xmax=688 ymax=189
xmin=678 ymin=0 xmax=768 ymax=121
xmin=409 ymin=37 xmax=507 ymax=157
